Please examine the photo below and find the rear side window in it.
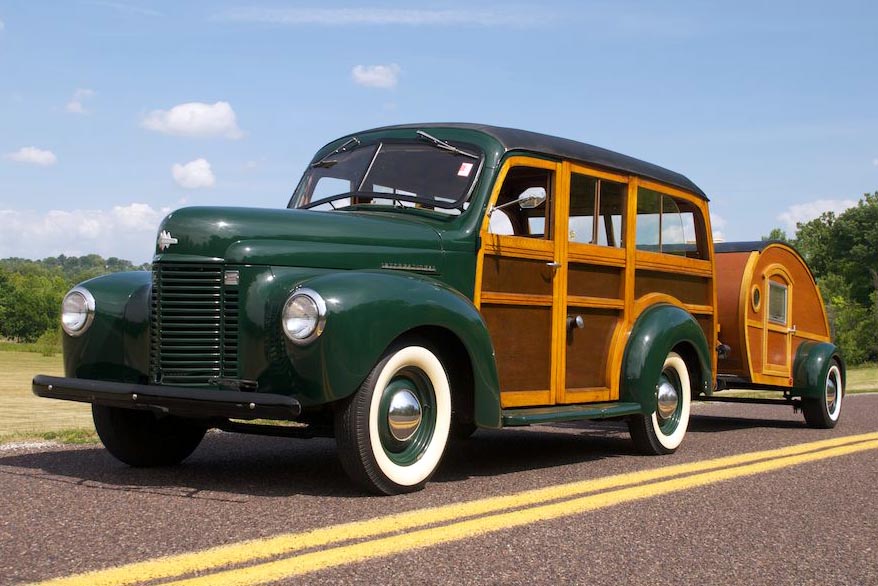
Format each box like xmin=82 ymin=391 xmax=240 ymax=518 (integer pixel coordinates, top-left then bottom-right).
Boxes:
xmin=568 ymin=173 xmax=626 ymax=248
xmin=636 ymin=187 xmax=706 ymax=259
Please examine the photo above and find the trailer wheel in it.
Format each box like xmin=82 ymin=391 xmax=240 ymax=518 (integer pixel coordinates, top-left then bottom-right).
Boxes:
xmin=92 ymin=405 xmax=206 ymax=467
xmin=802 ymin=361 xmax=843 ymax=429
xmin=628 ymin=351 xmax=692 ymax=455
xmin=335 ymin=344 xmax=451 ymax=495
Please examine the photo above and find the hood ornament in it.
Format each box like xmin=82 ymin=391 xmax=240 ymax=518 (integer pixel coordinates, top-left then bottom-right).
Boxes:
xmin=157 ymin=230 xmax=178 ymax=251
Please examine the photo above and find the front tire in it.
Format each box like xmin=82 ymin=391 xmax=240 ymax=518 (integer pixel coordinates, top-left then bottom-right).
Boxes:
xmin=335 ymin=344 xmax=452 ymax=495
xmin=802 ymin=361 xmax=843 ymax=429
xmin=628 ymin=351 xmax=692 ymax=455
xmin=92 ymin=405 xmax=206 ymax=467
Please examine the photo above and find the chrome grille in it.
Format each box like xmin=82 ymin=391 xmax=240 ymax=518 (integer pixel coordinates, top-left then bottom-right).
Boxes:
xmin=150 ymin=263 xmax=239 ymax=386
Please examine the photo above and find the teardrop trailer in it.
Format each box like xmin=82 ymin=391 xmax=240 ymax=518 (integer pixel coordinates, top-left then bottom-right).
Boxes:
xmin=34 ymin=123 xmax=844 ymax=495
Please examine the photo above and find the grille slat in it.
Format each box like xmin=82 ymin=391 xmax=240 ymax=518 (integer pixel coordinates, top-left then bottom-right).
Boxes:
xmin=151 ymin=263 xmax=240 ymax=386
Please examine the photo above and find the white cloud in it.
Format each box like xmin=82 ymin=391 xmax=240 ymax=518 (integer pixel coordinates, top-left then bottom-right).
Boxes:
xmin=709 ymin=212 xmax=726 ymax=242
xmin=778 ymin=199 xmax=857 ymax=231
xmin=172 ymin=158 xmax=215 ymax=189
xmin=352 ymin=64 xmax=400 ymax=89
xmin=0 ymin=203 xmax=169 ymax=262
xmin=66 ymin=88 xmax=96 ymax=114
xmin=215 ymin=7 xmax=545 ymax=27
xmin=142 ymin=101 xmax=243 ymax=139
xmin=4 ymin=146 xmax=57 ymax=166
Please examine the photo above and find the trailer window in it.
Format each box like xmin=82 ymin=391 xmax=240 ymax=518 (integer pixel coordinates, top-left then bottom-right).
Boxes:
xmin=768 ymin=281 xmax=788 ymax=324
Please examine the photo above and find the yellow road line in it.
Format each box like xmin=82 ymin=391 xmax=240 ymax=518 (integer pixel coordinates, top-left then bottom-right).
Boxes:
xmin=29 ymin=432 xmax=878 ymax=586
xmin=161 ymin=439 xmax=878 ymax=586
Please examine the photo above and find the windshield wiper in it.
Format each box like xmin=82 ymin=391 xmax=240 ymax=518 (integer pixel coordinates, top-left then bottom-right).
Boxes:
xmin=416 ymin=130 xmax=478 ymax=160
xmin=311 ymin=136 xmax=360 ymax=168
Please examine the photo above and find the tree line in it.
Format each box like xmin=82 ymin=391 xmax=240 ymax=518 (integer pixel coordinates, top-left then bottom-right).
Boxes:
xmin=0 ymin=194 xmax=876 ymax=365
xmin=0 ymin=255 xmax=149 ymax=343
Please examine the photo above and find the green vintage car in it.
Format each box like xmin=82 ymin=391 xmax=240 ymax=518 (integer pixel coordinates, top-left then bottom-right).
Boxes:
xmin=34 ymin=123 xmax=843 ymax=494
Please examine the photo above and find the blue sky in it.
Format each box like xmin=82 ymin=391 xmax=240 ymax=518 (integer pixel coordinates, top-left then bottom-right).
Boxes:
xmin=1 ymin=1 xmax=876 ymax=263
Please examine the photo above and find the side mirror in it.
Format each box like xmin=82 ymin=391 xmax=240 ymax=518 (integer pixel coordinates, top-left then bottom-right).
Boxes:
xmin=517 ymin=187 xmax=547 ymax=209
xmin=489 ymin=187 xmax=547 ymax=216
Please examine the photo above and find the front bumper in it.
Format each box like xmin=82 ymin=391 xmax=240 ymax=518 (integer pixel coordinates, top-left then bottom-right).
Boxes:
xmin=32 ymin=375 xmax=302 ymax=421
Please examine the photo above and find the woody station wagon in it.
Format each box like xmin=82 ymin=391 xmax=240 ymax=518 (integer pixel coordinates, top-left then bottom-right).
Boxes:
xmin=34 ymin=123 xmax=844 ymax=495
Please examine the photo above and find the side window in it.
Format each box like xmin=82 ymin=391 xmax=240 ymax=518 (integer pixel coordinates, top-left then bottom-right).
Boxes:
xmin=768 ymin=280 xmax=788 ymax=324
xmin=568 ymin=173 xmax=626 ymax=247
xmin=636 ymin=187 xmax=706 ymax=258
xmin=489 ymin=166 xmax=553 ymax=239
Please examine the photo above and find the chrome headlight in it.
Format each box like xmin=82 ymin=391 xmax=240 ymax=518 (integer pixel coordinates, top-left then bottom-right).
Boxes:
xmin=281 ymin=288 xmax=326 ymax=345
xmin=61 ymin=287 xmax=95 ymax=337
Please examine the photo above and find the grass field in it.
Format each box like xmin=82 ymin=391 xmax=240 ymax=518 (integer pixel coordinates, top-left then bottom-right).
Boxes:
xmin=0 ymin=350 xmax=875 ymax=443
xmin=0 ymin=351 xmax=94 ymax=441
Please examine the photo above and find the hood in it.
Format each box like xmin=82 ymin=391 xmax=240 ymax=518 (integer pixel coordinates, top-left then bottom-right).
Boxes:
xmin=153 ymin=206 xmax=444 ymax=270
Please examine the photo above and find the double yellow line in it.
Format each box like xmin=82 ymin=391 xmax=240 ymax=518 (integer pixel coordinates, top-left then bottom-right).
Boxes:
xmin=33 ymin=432 xmax=878 ymax=586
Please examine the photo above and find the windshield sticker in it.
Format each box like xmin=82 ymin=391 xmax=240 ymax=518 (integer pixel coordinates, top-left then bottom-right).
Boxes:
xmin=457 ymin=162 xmax=474 ymax=177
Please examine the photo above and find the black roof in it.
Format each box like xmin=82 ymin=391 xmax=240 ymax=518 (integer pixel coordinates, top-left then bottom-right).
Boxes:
xmin=367 ymin=123 xmax=707 ymax=200
xmin=714 ymin=240 xmax=800 ymax=254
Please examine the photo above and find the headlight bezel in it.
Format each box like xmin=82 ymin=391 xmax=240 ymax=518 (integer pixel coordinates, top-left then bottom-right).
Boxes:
xmin=61 ymin=286 xmax=96 ymax=337
xmin=281 ymin=288 xmax=327 ymax=345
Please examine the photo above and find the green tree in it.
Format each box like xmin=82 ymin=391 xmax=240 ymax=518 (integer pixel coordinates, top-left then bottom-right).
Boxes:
xmin=0 ymin=254 xmax=149 ymax=343
xmin=761 ymin=227 xmax=789 ymax=242
xmin=795 ymin=192 xmax=878 ymax=306
xmin=795 ymin=193 xmax=878 ymax=364
xmin=0 ymin=269 xmax=67 ymax=342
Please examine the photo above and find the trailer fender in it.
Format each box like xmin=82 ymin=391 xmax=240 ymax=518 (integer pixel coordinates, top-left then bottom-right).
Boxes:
xmin=792 ymin=341 xmax=846 ymax=399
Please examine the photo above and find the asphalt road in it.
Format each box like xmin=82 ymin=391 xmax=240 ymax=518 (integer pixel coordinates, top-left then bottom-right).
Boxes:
xmin=2 ymin=395 xmax=877 ymax=586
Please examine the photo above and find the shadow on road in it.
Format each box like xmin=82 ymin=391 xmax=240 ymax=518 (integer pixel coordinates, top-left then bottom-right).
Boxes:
xmin=0 ymin=423 xmax=633 ymax=499
xmin=0 ymin=411 xmax=806 ymax=498
xmin=688 ymin=414 xmax=804 ymax=433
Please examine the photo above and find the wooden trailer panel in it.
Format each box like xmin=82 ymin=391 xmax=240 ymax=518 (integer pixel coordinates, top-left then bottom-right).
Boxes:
xmin=715 ymin=242 xmax=830 ymax=388
xmin=715 ymin=250 xmax=751 ymax=377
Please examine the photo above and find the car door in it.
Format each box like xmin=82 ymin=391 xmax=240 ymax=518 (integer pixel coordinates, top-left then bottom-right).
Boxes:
xmin=476 ymin=156 xmax=564 ymax=408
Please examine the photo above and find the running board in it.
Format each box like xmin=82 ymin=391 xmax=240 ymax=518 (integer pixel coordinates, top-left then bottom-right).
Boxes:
xmin=501 ymin=402 xmax=643 ymax=427
xmin=699 ymin=395 xmax=800 ymax=406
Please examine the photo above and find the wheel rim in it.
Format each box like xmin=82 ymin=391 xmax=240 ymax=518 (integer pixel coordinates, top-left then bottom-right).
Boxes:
xmin=657 ymin=367 xmax=683 ymax=435
xmin=378 ymin=367 xmax=436 ymax=466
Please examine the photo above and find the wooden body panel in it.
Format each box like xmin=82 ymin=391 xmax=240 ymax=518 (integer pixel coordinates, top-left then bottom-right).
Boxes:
xmin=715 ymin=243 xmax=830 ymax=386
xmin=477 ymin=155 xmax=717 ymax=408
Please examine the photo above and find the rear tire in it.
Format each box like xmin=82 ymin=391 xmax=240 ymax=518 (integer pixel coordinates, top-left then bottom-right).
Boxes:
xmin=802 ymin=361 xmax=843 ymax=429
xmin=628 ymin=351 xmax=692 ymax=455
xmin=335 ymin=344 xmax=452 ymax=495
xmin=92 ymin=405 xmax=206 ymax=467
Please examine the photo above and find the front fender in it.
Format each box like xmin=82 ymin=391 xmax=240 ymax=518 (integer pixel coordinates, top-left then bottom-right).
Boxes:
xmin=620 ymin=304 xmax=712 ymax=412
xmin=282 ymin=270 xmax=502 ymax=428
xmin=62 ymin=271 xmax=152 ymax=383
xmin=792 ymin=341 xmax=845 ymax=399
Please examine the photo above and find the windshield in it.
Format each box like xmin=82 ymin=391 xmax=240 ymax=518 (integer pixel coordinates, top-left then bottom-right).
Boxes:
xmin=289 ymin=140 xmax=483 ymax=214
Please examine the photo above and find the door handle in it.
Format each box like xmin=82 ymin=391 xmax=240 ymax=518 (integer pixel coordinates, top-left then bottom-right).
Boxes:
xmin=788 ymin=325 xmax=797 ymax=334
xmin=546 ymin=262 xmax=561 ymax=269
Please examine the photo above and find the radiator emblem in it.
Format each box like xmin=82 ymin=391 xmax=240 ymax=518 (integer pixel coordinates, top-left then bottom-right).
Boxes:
xmin=157 ymin=230 xmax=178 ymax=251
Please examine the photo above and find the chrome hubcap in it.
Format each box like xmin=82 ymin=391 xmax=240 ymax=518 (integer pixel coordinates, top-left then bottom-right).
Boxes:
xmin=657 ymin=380 xmax=679 ymax=420
xmin=387 ymin=389 xmax=422 ymax=442
xmin=826 ymin=376 xmax=838 ymax=413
